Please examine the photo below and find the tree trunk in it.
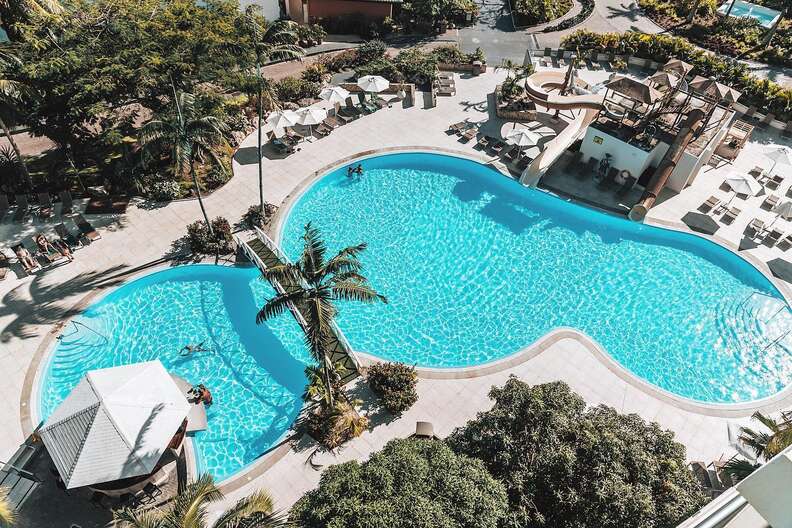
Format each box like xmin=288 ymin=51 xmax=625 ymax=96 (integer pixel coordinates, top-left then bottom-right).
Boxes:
xmin=190 ymin=155 xmax=213 ymax=235
xmin=686 ymin=0 xmax=701 ymax=23
xmin=724 ymin=0 xmax=735 ymax=19
xmin=762 ymin=14 xmax=783 ymax=48
xmin=322 ymin=354 xmax=334 ymax=407
xmin=256 ymin=61 xmax=265 ymax=213
xmin=0 ymin=116 xmax=32 ymax=189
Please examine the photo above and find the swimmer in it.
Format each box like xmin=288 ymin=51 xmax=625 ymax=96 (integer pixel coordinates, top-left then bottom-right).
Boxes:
xmin=354 ymin=164 xmax=363 ymax=175
xmin=179 ymin=341 xmax=207 ymax=356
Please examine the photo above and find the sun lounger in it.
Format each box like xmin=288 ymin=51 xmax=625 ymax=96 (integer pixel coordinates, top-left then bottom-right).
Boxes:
xmin=516 ymin=155 xmax=532 ymax=171
xmin=357 ymin=93 xmax=377 ymax=113
xmin=477 ymin=135 xmax=490 ymax=150
xmin=448 ymin=121 xmax=466 ymax=134
xmin=38 ymin=192 xmax=53 ymax=218
xmin=74 ymin=214 xmax=101 ymax=241
xmin=748 ymin=217 xmax=765 ymax=236
xmin=490 ymin=140 xmax=505 ymax=155
xmin=617 ymin=175 xmax=637 ymax=196
xmin=324 ymin=116 xmax=343 ymax=128
xmin=55 ymin=222 xmax=82 ymax=248
xmin=767 ymin=174 xmax=784 ymax=190
xmin=748 ymin=166 xmax=763 ymax=178
xmin=721 ymin=206 xmax=741 ymax=224
xmin=700 ymin=195 xmax=721 ymax=212
xmin=339 ymin=97 xmax=362 ymax=119
xmin=59 ymin=191 xmax=74 ymax=215
xmin=0 ymin=249 xmax=9 ymax=280
xmin=334 ymin=109 xmax=355 ymax=123
xmin=314 ymin=122 xmax=333 ymax=137
xmin=503 ymin=145 xmax=520 ymax=162
xmin=29 ymin=236 xmax=63 ymax=264
xmin=460 ymin=126 xmax=478 ymax=142
xmin=0 ymin=194 xmax=9 ymax=220
xmin=778 ymin=233 xmax=792 ymax=250
xmin=436 ymin=85 xmax=456 ymax=97
xmin=13 ymin=194 xmax=29 ymax=222
xmin=763 ymin=194 xmax=780 ymax=209
xmin=764 ymin=229 xmax=784 ymax=247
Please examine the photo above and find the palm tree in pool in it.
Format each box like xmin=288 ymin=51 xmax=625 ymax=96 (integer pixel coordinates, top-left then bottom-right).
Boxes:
xmin=256 ymin=223 xmax=387 ymax=405
xmin=113 ymin=474 xmax=287 ymax=528
xmin=0 ymin=487 xmax=13 ymax=527
xmin=236 ymin=8 xmax=303 ymax=213
xmin=139 ymin=90 xmax=228 ymax=234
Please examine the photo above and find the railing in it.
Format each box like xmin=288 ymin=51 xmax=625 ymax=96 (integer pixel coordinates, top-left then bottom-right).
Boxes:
xmin=241 ymin=229 xmax=361 ymax=370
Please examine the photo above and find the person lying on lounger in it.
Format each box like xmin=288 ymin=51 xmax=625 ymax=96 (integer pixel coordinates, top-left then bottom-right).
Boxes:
xmin=14 ymin=245 xmax=38 ymax=272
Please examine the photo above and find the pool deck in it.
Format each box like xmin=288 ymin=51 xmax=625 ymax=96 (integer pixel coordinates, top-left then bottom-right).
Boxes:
xmin=2 ymin=65 xmax=792 ymax=514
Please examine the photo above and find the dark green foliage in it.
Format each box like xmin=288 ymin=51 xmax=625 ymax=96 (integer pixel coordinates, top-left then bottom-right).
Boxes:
xmin=355 ymin=58 xmax=405 ymax=83
xmin=300 ymin=64 xmax=328 ymax=83
xmin=367 ymin=362 xmax=418 ymax=414
xmin=511 ymin=0 xmax=573 ymax=25
xmin=241 ymin=202 xmax=277 ymax=229
xmin=356 ymin=39 xmax=388 ymax=64
xmin=274 ymin=76 xmax=321 ymax=103
xmin=320 ymin=49 xmax=359 ymax=72
xmin=447 ymin=378 xmax=707 ymax=528
xmin=290 ymin=438 xmax=509 ymax=528
xmin=186 ymin=216 xmax=233 ymax=255
xmin=295 ymin=23 xmax=326 ymax=47
xmin=317 ymin=13 xmax=392 ymax=39
xmin=401 ymin=0 xmax=479 ymax=30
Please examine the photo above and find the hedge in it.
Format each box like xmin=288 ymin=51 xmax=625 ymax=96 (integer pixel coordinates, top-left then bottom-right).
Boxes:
xmin=562 ymin=30 xmax=792 ymax=119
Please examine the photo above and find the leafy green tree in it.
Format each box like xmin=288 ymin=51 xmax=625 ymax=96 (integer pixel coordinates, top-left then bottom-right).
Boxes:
xmin=0 ymin=0 xmax=62 ymax=40
xmin=256 ymin=223 xmax=386 ymax=405
xmin=0 ymin=46 xmax=32 ymax=188
xmin=0 ymin=486 xmax=14 ymax=527
xmin=739 ymin=410 xmax=792 ymax=461
xmin=447 ymin=378 xmax=707 ymax=528
xmin=290 ymin=438 xmax=509 ymax=528
xmin=234 ymin=8 xmax=303 ymax=213
xmin=139 ymin=91 xmax=228 ymax=232
xmin=113 ymin=473 xmax=287 ymax=528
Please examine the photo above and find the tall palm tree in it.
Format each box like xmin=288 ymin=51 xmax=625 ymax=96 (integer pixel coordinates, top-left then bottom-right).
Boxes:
xmin=139 ymin=90 xmax=228 ymax=234
xmin=237 ymin=8 xmax=303 ymax=213
xmin=739 ymin=410 xmax=792 ymax=460
xmin=0 ymin=46 xmax=33 ymax=189
xmin=0 ymin=487 xmax=14 ymax=527
xmin=257 ymin=223 xmax=387 ymax=404
xmin=113 ymin=473 xmax=287 ymax=528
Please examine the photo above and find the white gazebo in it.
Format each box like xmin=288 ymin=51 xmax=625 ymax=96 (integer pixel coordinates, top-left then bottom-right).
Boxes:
xmin=39 ymin=360 xmax=191 ymax=489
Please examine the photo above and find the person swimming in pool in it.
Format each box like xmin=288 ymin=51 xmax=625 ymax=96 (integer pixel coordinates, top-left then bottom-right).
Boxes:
xmin=180 ymin=341 xmax=208 ymax=356
xmin=346 ymin=164 xmax=364 ymax=179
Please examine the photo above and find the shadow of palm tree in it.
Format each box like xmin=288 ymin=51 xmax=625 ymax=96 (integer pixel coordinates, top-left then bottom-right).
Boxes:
xmin=0 ymin=264 xmax=131 ymax=343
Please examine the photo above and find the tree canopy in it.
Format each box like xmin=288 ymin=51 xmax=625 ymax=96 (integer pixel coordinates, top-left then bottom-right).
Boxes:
xmin=290 ymin=438 xmax=509 ymax=528
xmin=446 ymin=378 xmax=707 ymax=528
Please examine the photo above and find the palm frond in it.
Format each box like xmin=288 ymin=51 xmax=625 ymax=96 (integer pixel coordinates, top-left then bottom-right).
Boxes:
xmin=300 ymin=223 xmax=327 ymax=281
xmin=256 ymin=292 xmax=302 ymax=323
xmin=332 ymin=280 xmax=388 ymax=304
xmin=0 ymin=487 xmax=15 ymax=527
xmin=111 ymin=505 xmax=164 ymax=528
xmin=170 ymin=473 xmax=223 ymax=528
xmin=211 ymin=490 xmax=276 ymax=528
xmin=263 ymin=262 xmax=303 ymax=285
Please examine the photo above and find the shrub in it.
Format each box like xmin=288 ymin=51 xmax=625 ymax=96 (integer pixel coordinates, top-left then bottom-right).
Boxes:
xmin=447 ymin=378 xmax=708 ymax=528
xmin=295 ymin=23 xmax=326 ymax=47
xmin=467 ymin=46 xmax=486 ymax=63
xmin=147 ymin=179 xmax=183 ymax=201
xmin=274 ymin=76 xmax=322 ymax=103
xmin=511 ymin=0 xmax=573 ymax=26
xmin=186 ymin=216 xmax=234 ymax=255
xmin=394 ymin=47 xmax=438 ymax=84
xmin=355 ymin=57 xmax=405 ymax=82
xmin=355 ymin=39 xmax=388 ymax=65
xmin=367 ymin=362 xmax=418 ymax=414
xmin=290 ymin=438 xmax=509 ymax=528
xmin=241 ymin=203 xmax=278 ymax=229
xmin=542 ymin=0 xmax=594 ymax=32
xmin=317 ymin=13 xmax=389 ymax=39
xmin=320 ymin=49 xmax=359 ymax=72
xmin=432 ymin=44 xmax=468 ymax=64
xmin=300 ymin=63 xmax=328 ymax=83
xmin=203 ymin=166 xmax=230 ymax=189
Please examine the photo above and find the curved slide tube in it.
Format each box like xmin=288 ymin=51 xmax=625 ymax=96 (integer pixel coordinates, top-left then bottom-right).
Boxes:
xmin=518 ymin=71 xmax=605 ymax=187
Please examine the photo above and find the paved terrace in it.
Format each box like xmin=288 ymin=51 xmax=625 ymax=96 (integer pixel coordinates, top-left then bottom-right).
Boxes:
xmin=1 ymin=66 xmax=791 ymax=516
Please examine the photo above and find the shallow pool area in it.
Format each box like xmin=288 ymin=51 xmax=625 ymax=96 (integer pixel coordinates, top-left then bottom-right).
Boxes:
xmin=38 ymin=265 xmax=312 ymax=482
xmin=280 ymin=152 xmax=792 ymax=403
xmin=717 ymin=0 xmax=780 ymax=28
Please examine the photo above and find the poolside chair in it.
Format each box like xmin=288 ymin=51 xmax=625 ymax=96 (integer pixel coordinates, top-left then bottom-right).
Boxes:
xmin=59 ymin=190 xmax=74 ymax=215
xmin=0 ymin=194 xmax=9 ymax=220
xmin=748 ymin=166 xmax=764 ymax=179
xmin=74 ymin=213 xmax=101 ymax=241
xmin=339 ymin=97 xmax=362 ymax=120
xmin=783 ymin=120 xmax=792 ymax=137
xmin=748 ymin=217 xmax=765 ymax=237
xmin=13 ymin=194 xmax=29 ymax=222
xmin=767 ymin=174 xmax=784 ymax=191
xmin=314 ymin=122 xmax=333 ymax=137
xmin=436 ymin=84 xmax=456 ymax=97
xmin=0 ymin=249 xmax=9 ymax=281
xmin=55 ymin=222 xmax=82 ymax=249
xmin=324 ymin=115 xmax=343 ymax=128
xmin=503 ymin=145 xmax=521 ymax=162
xmin=757 ymin=112 xmax=776 ymax=129
xmin=460 ymin=125 xmax=478 ymax=142
xmin=616 ymin=175 xmax=637 ymax=196
xmin=24 ymin=237 xmax=57 ymax=267
xmin=516 ymin=154 xmax=533 ymax=171
xmin=763 ymin=194 xmax=780 ymax=209
xmin=721 ymin=206 xmax=741 ymax=224
xmin=37 ymin=192 xmax=53 ymax=218
xmin=448 ymin=121 xmax=466 ymax=134
xmin=764 ymin=229 xmax=784 ymax=247
xmin=778 ymin=233 xmax=792 ymax=251
xmin=357 ymin=93 xmax=377 ymax=113
xmin=699 ymin=195 xmax=721 ymax=213
xmin=476 ymin=135 xmax=490 ymax=150
xmin=490 ymin=139 xmax=505 ymax=155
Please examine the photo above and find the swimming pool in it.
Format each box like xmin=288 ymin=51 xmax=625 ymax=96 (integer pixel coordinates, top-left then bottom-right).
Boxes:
xmin=38 ymin=265 xmax=312 ymax=482
xmin=280 ymin=152 xmax=792 ymax=403
xmin=717 ymin=0 xmax=780 ymax=28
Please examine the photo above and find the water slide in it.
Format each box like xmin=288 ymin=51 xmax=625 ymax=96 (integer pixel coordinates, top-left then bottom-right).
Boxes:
xmin=518 ymin=70 xmax=605 ymax=187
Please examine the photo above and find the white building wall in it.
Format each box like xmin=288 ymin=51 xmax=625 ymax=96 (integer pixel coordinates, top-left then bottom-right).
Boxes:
xmin=580 ymin=126 xmax=667 ymax=182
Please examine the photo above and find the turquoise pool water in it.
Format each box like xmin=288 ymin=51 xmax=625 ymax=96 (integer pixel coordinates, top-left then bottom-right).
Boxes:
xmin=718 ymin=0 xmax=780 ymax=28
xmin=38 ymin=265 xmax=312 ymax=482
xmin=281 ymin=152 xmax=792 ymax=403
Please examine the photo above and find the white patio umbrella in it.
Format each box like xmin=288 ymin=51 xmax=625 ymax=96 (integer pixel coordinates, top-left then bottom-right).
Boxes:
xmin=296 ymin=106 xmax=328 ymax=138
xmin=265 ymin=109 xmax=298 ymax=130
xmin=724 ymin=172 xmax=763 ymax=196
xmin=357 ymin=75 xmax=390 ymax=93
xmin=506 ymin=128 xmax=541 ymax=157
xmin=320 ymin=85 xmax=350 ymax=107
xmin=39 ymin=360 xmax=190 ymax=489
xmin=765 ymin=147 xmax=792 ymax=174
xmin=769 ymin=200 xmax=792 ymax=227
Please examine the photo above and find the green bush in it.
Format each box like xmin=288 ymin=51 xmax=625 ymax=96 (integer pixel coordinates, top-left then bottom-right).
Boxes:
xmin=148 ymin=179 xmax=183 ymax=201
xmin=295 ymin=23 xmax=326 ymax=47
xmin=367 ymin=362 xmax=418 ymax=414
xmin=561 ymin=30 xmax=792 ymax=119
xmin=186 ymin=216 xmax=234 ymax=255
xmin=394 ymin=47 xmax=438 ymax=84
xmin=355 ymin=57 xmax=405 ymax=82
xmin=320 ymin=49 xmax=359 ymax=72
xmin=356 ymin=39 xmax=388 ymax=65
xmin=274 ymin=76 xmax=322 ymax=103
xmin=300 ymin=63 xmax=328 ymax=83
xmin=241 ymin=203 xmax=278 ymax=229
xmin=290 ymin=438 xmax=509 ymax=528
xmin=447 ymin=378 xmax=707 ymax=528
xmin=511 ymin=0 xmax=573 ymax=25
xmin=432 ymin=44 xmax=467 ymax=64
xmin=318 ymin=13 xmax=391 ymax=39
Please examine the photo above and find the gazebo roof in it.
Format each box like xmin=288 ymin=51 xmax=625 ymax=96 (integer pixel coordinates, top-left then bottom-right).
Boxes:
xmin=662 ymin=58 xmax=694 ymax=77
xmin=605 ymin=76 xmax=663 ymax=104
xmin=689 ymin=76 xmax=742 ymax=103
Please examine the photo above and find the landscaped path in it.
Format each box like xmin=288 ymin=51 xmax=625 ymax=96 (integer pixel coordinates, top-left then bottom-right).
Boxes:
xmin=1 ymin=67 xmax=792 ymax=516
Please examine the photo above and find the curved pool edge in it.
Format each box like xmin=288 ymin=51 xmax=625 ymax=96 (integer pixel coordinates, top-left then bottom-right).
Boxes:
xmin=19 ymin=259 xmax=303 ymax=491
xmin=270 ymin=147 xmax=792 ymax=409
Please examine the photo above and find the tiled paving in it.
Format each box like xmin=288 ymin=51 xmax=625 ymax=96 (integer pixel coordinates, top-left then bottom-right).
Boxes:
xmin=1 ymin=65 xmax=791 ymax=515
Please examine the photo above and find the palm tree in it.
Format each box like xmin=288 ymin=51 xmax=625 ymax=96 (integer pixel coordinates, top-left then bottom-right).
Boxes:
xmin=0 ymin=487 xmax=14 ymax=527
xmin=113 ymin=473 xmax=287 ymax=528
xmin=0 ymin=0 xmax=62 ymax=41
xmin=739 ymin=410 xmax=792 ymax=460
xmin=237 ymin=8 xmax=303 ymax=213
xmin=0 ymin=46 xmax=33 ymax=189
xmin=256 ymin=223 xmax=387 ymax=405
xmin=139 ymin=90 xmax=228 ymax=234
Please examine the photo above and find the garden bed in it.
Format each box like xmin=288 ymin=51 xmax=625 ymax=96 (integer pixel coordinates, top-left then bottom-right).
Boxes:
xmin=510 ymin=0 xmax=575 ymax=28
